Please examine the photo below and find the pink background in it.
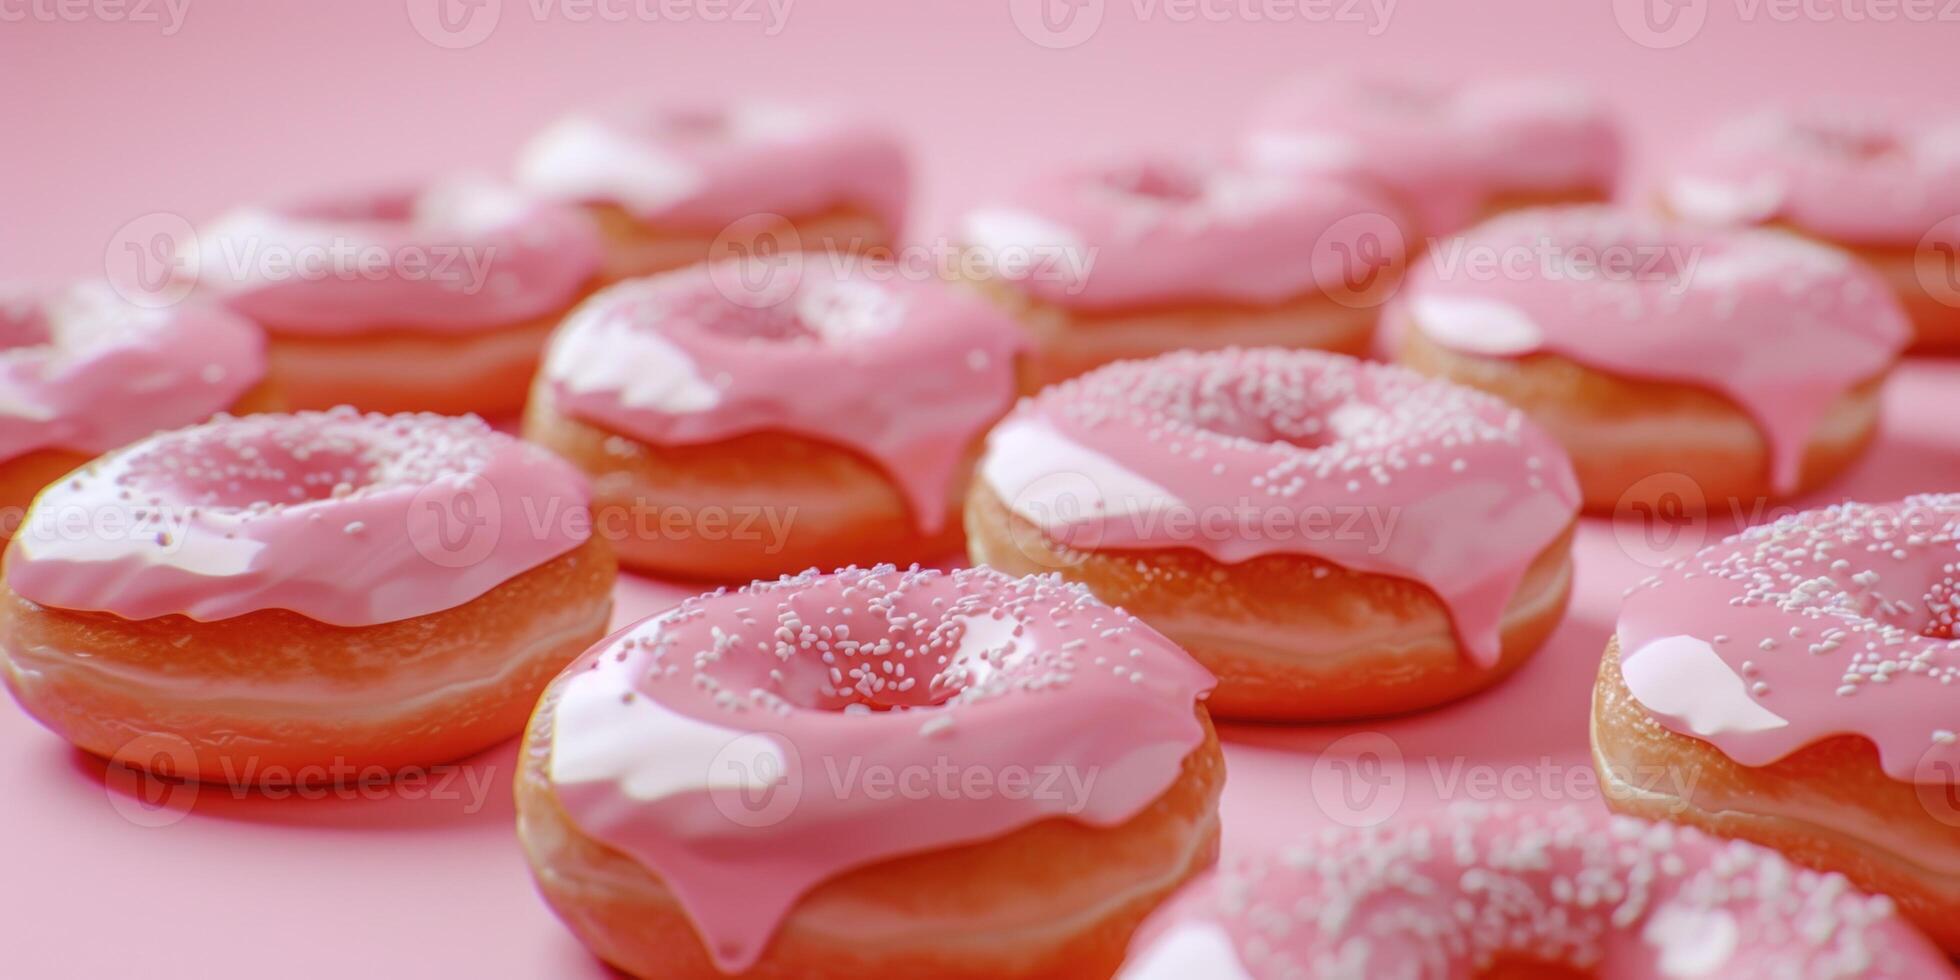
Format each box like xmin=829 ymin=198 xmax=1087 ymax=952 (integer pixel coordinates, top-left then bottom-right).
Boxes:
xmin=4 ymin=2 xmax=1959 ymax=977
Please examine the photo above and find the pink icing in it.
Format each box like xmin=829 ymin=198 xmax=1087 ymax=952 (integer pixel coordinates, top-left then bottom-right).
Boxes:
xmin=1617 ymin=496 xmax=1960 ymax=785
xmin=1118 ymin=805 xmax=1949 ymax=979
xmin=0 ymin=283 xmax=264 ymax=464
xmin=541 ymin=258 xmax=1025 ymax=534
xmin=1396 ymin=207 xmax=1909 ymax=494
xmin=190 ymin=177 xmax=601 ymax=336
xmin=7 ymin=409 xmax=592 ymax=626
xmin=957 ymin=154 xmax=1408 ymax=312
xmin=1244 ymin=71 xmax=1623 ymax=236
xmin=976 ymin=348 xmax=1580 ymax=666
xmin=516 ymin=100 xmax=909 ymax=233
xmin=541 ymin=564 xmax=1215 ymax=972
xmin=1664 ymin=108 xmax=1960 ymax=247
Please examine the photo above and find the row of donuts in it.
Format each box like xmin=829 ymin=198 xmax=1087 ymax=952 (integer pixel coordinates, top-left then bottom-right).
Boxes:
xmin=1 ymin=72 xmax=1954 ymax=978
xmin=4 ymin=416 xmax=1953 ymax=978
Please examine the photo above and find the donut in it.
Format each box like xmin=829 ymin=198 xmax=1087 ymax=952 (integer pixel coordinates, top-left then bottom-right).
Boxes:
xmin=188 ymin=176 xmax=602 ymax=416
xmin=955 ymin=155 xmax=1408 ymax=387
xmin=523 ymin=257 xmax=1025 ymax=580
xmin=1593 ymin=495 xmax=1960 ymax=953
xmin=1117 ymin=805 xmax=1952 ymax=979
xmin=516 ymin=564 xmax=1223 ymax=979
xmin=1244 ymin=70 xmax=1623 ymax=239
xmin=0 ymin=283 xmax=275 ymax=536
xmin=0 ymin=409 xmax=615 ymax=780
xmin=1392 ymin=206 xmax=1908 ymax=515
xmin=966 ymin=347 xmax=1579 ymax=721
xmin=516 ymin=101 xmax=907 ymax=283
xmin=1660 ymin=109 xmax=1960 ymax=352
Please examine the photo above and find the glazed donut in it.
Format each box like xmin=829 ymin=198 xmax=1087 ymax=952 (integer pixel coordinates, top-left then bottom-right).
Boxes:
xmin=966 ymin=347 xmax=1579 ymax=721
xmin=516 ymin=564 xmax=1223 ymax=979
xmin=517 ymin=100 xmax=906 ymax=283
xmin=956 ymin=155 xmax=1408 ymax=387
xmin=1592 ymin=495 xmax=1960 ymax=953
xmin=0 ymin=283 xmax=275 ymax=535
xmin=523 ymin=258 xmax=1024 ymax=580
xmin=1392 ymin=207 xmax=1908 ymax=515
xmin=1117 ymin=805 xmax=1952 ymax=979
xmin=1661 ymin=109 xmax=1960 ymax=352
xmin=190 ymin=177 xmax=602 ymax=416
xmin=1243 ymin=70 xmax=1623 ymax=239
xmin=0 ymin=409 xmax=615 ymax=780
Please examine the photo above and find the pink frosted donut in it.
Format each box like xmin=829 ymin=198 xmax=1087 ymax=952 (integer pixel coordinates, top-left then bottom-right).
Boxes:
xmin=0 ymin=282 xmax=271 ymax=528
xmin=517 ymin=100 xmax=908 ymax=282
xmin=0 ymin=409 xmax=615 ymax=780
xmin=1661 ymin=107 xmax=1960 ymax=350
xmin=190 ymin=176 xmax=602 ymax=414
xmin=1244 ymin=70 xmax=1623 ymax=237
xmin=957 ymin=154 xmax=1410 ymax=383
xmin=523 ymin=257 xmax=1026 ymax=579
xmin=1595 ymin=495 xmax=1960 ymax=953
xmin=1393 ymin=206 xmax=1908 ymax=513
xmin=1118 ymin=805 xmax=1952 ymax=979
xmin=966 ymin=347 xmax=1580 ymax=720
xmin=516 ymin=564 xmax=1224 ymax=979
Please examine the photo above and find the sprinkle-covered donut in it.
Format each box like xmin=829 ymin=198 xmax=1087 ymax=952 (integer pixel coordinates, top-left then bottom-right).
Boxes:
xmin=1661 ymin=108 xmax=1960 ymax=351
xmin=1118 ymin=805 xmax=1951 ymax=980
xmin=969 ymin=347 xmax=1579 ymax=719
xmin=517 ymin=100 xmax=908 ymax=282
xmin=9 ymin=408 xmax=591 ymax=624
xmin=1596 ymin=496 xmax=1960 ymax=952
xmin=957 ymin=155 xmax=1407 ymax=384
xmin=1394 ymin=206 xmax=1907 ymax=511
xmin=190 ymin=177 xmax=602 ymax=414
xmin=524 ymin=257 xmax=1025 ymax=578
xmin=0 ymin=283 xmax=272 ymax=526
xmin=1663 ymin=109 xmax=1960 ymax=248
xmin=1244 ymin=71 xmax=1623 ymax=237
xmin=0 ymin=409 xmax=616 ymax=778
xmin=517 ymin=564 xmax=1223 ymax=979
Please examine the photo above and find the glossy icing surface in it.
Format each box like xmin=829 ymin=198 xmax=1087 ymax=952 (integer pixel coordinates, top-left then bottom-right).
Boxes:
xmin=1397 ymin=206 xmax=1909 ymax=494
xmin=958 ymin=154 xmax=1406 ymax=311
xmin=1618 ymin=495 xmax=1960 ymax=784
xmin=190 ymin=177 xmax=600 ymax=336
xmin=542 ymin=564 xmax=1215 ymax=972
xmin=541 ymin=259 xmax=1025 ymax=533
xmin=1663 ymin=108 xmax=1960 ymax=246
xmin=977 ymin=348 xmax=1579 ymax=665
xmin=7 ymin=409 xmax=592 ymax=626
xmin=1244 ymin=71 xmax=1623 ymax=235
xmin=1118 ymin=805 xmax=1949 ymax=979
xmin=517 ymin=100 xmax=908 ymax=233
xmin=0 ymin=283 xmax=264 ymax=464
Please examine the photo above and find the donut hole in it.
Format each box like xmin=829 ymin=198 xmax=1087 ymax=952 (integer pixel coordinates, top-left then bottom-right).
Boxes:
xmin=123 ymin=426 xmax=380 ymax=508
xmin=1100 ymin=163 xmax=1207 ymax=205
xmin=672 ymin=274 xmax=903 ymax=346
xmin=0 ymin=299 xmax=52 ymax=351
